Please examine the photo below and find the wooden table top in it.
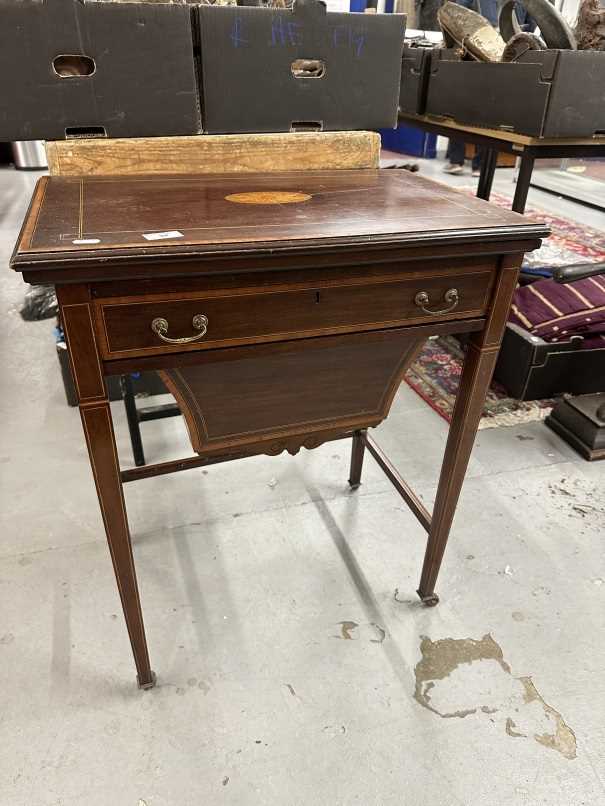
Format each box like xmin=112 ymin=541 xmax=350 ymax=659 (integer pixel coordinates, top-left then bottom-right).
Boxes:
xmin=399 ymin=113 xmax=605 ymax=148
xmin=12 ymin=170 xmax=548 ymax=272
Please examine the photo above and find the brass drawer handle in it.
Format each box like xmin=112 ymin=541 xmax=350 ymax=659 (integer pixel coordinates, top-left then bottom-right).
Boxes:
xmin=414 ymin=288 xmax=459 ymax=316
xmin=151 ymin=314 xmax=208 ymax=344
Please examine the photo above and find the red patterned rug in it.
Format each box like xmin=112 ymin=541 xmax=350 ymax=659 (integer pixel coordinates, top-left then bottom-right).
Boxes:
xmin=405 ymin=194 xmax=605 ymax=428
xmin=405 ymin=336 xmax=554 ymax=429
xmin=488 ymin=192 xmax=605 ymax=270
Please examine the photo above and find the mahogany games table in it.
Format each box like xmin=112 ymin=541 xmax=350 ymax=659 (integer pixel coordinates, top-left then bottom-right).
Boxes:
xmin=11 ymin=169 xmax=548 ymax=688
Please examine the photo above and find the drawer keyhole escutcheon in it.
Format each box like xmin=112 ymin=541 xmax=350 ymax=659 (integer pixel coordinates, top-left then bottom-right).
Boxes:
xmin=151 ymin=314 xmax=209 ymax=344
xmin=414 ymin=288 xmax=459 ymax=316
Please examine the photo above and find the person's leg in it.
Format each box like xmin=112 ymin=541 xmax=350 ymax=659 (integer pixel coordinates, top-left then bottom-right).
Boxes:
xmin=472 ymin=147 xmax=483 ymax=176
xmin=477 ymin=0 xmax=498 ymax=25
xmin=448 ymin=140 xmax=465 ymax=165
xmin=444 ymin=139 xmax=466 ymax=174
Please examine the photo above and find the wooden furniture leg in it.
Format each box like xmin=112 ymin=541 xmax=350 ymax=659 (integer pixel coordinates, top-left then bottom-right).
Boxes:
xmin=348 ymin=429 xmax=367 ymax=489
xmin=80 ymin=402 xmax=155 ymax=687
xmin=417 ymin=340 xmax=500 ymax=605
xmin=58 ymin=287 xmax=155 ymax=688
xmin=476 ymin=147 xmax=498 ymax=201
xmin=417 ymin=260 xmax=522 ymax=604
xmin=512 ymin=151 xmax=535 ymax=213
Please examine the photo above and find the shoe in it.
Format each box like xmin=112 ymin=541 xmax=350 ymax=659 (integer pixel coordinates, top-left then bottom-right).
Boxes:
xmin=438 ymin=2 xmax=505 ymax=62
xmin=443 ymin=163 xmax=464 ymax=175
xmin=472 ymin=168 xmax=481 ymax=177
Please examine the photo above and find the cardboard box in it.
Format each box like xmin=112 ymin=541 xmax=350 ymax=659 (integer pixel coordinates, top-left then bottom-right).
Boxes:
xmin=196 ymin=0 xmax=406 ymax=133
xmin=399 ymin=45 xmax=433 ymax=116
xmin=425 ymin=49 xmax=605 ymax=138
xmin=0 ymin=0 xmax=201 ymax=141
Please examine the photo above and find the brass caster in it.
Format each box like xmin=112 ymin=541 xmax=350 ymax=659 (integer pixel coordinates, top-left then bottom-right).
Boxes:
xmin=417 ymin=590 xmax=440 ymax=607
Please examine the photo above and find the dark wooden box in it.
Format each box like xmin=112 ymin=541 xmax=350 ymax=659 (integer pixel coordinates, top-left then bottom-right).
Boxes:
xmin=493 ymin=323 xmax=605 ymax=401
xmin=425 ymin=49 xmax=605 ymax=138
xmin=0 ymin=0 xmax=201 ymax=141
xmin=195 ymin=0 xmax=405 ymax=134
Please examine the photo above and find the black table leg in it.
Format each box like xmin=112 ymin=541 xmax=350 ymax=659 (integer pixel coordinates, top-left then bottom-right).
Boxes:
xmin=512 ymin=152 xmax=536 ymax=213
xmin=120 ymin=374 xmax=146 ymax=467
xmin=476 ymin=147 xmax=498 ymax=201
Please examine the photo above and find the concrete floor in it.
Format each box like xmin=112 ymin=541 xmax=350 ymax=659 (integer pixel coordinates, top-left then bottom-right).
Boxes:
xmin=1 ymin=163 xmax=604 ymax=806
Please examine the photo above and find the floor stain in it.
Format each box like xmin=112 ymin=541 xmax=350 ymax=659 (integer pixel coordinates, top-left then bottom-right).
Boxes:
xmin=338 ymin=621 xmax=358 ymax=640
xmin=285 ymin=683 xmax=297 ymax=697
xmin=222 ymin=776 xmax=229 ymax=786
xmin=369 ymin=623 xmax=386 ymax=644
xmin=323 ymin=724 xmax=346 ymax=737
xmin=336 ymin=621 xmax=386 ymax=643
xmin=414 ymin=634 xmax=576 ymax=759
xmin=519 ymin=676 xmax=576 ymax=760
xmin=512 ymin=611 xmax=526 ymax=622
xmin=505 ymin=717 xmax=525 ymax=738
xmin=548 ymin=478 xmax=605 ymax=523
xmin=198 ymin=680 xmax=211 ymax=695
xmin=0 ymin=633 xmax=15 ymax=645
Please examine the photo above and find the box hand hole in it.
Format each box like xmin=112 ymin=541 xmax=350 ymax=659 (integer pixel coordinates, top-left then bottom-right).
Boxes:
xmin=65 ymin=126 xmax=107 ymax=139
xmin=290 ymin=121 xmax=323 ymax=132
xmin=291 ymin=59 xmax=326 ymax=79
xmin=53 ymin=55 xmax=96 ymax=78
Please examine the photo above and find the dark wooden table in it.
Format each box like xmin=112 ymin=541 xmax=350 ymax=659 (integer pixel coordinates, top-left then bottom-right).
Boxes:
xmin=399 ymin=112 xmax=605 ymax=214
xmin=11 ymin=169 xmax=548 ymax=689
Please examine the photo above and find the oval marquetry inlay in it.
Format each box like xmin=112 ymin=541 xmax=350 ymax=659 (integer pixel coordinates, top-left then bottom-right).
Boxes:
xmin=225 ymin=191 xmax=312 ymax=205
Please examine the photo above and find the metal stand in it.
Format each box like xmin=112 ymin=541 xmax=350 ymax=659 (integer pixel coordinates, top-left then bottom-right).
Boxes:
xmin=476 ymin=147 xmax=498 ymax=201
xmin=120 ymin=374 xmax=180 ymax=467
xmin=512 ymin=153 xmax=536 ymax=213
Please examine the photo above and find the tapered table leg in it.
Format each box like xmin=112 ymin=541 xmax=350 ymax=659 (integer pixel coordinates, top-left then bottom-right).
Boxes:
xmin=512 ymin=152 xmax=535 ymax=214
xmin=476 ymin=147 xmax=498 ymax=201
xmin=417 ymin=342 xmax=499 ymax=605
xmin=58 ymin=288 xmax=155 ymax=688
xmin=80 ymin=402 xmax=155 ymax=688
xmin=348 ymin=429 xmax=367 ymax=489
xmin=417 ymin=259 xmax=522 ymax=605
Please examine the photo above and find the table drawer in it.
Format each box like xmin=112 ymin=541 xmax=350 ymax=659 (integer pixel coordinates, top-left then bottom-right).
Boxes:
xmin=96 ymin=269 xmax=494 ymax=358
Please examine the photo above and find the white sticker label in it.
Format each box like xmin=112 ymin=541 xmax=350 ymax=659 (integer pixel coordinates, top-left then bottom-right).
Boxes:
xmin=73 ymin=238 xmax=101 ymax=245
xmin=142 ymin=230 xmax=184 ymax=241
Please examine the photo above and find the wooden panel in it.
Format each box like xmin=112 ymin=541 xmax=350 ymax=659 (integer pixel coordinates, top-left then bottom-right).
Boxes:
xmin=400 ymin=112 xmax=605 ymax=147
xmin=158 ymin=328 xmax=426 ymax=455
xmin=89 ymin=254 xmax=497 ymax=299
xmin=95 ymin=267 xmax=494 ymax=359
xmin=59 ymin=302 xmax=106 ymax=402
xmin=45 ymin=132 xmax=380 ymax=177
xmin=13 ymin=171 xmax=548 ymax=266
xmin=104 ymin=318 xmax=486 ymax=376
xmin=480 ymin=254 xmax=524 ymax=346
